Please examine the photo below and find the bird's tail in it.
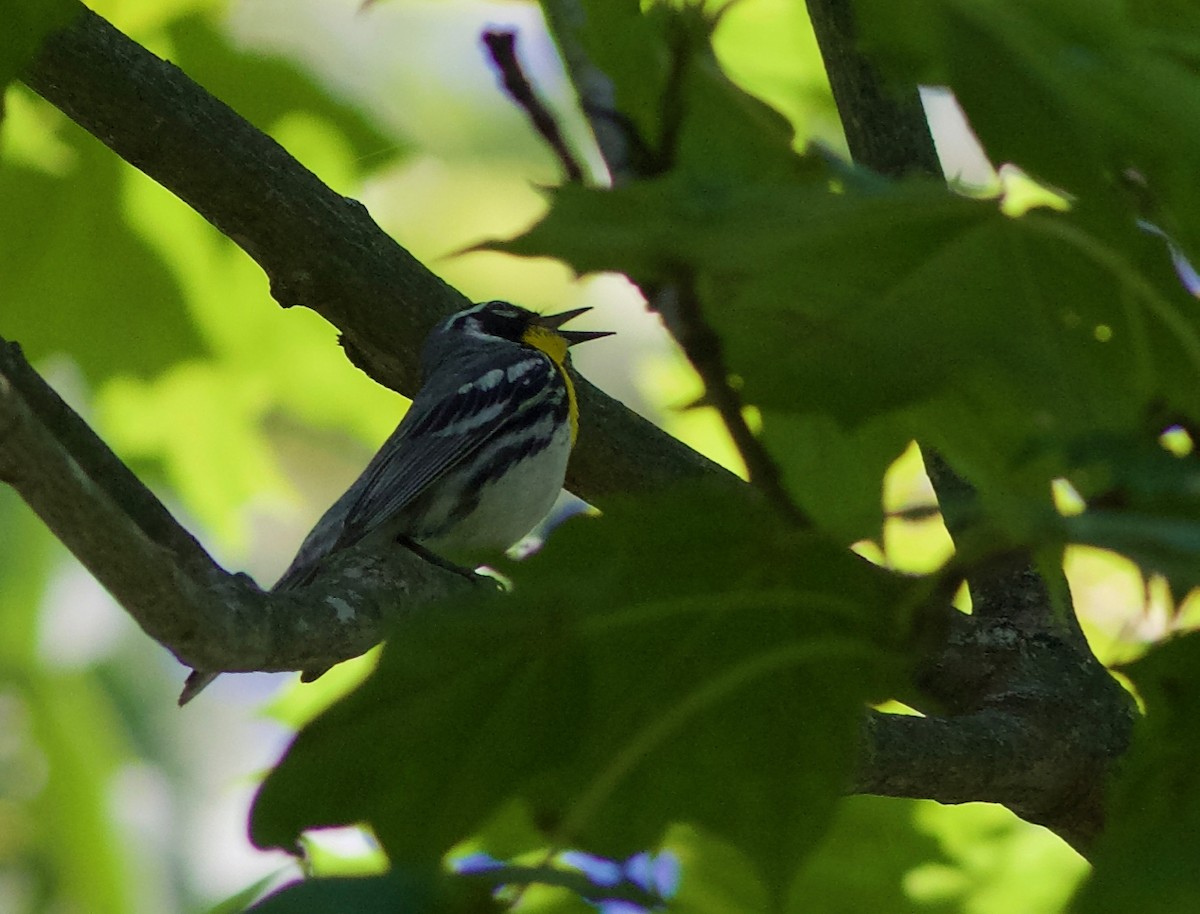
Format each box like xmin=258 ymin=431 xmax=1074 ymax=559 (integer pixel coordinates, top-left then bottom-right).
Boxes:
xmin=177 ymin=560 xmax=324 ymax=705
xmin=178 ymin=669 xmax=219 ymax=706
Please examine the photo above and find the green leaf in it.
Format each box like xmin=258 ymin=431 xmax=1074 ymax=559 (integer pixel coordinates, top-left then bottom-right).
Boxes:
xmin=663 ymin=822 xmax=772 ymax=914
xmin=1129 ymin=0 xmax=1200 ymax=70
xmin=448 ymin=798 xmax=553 ymax=871
xmin=1059 ymin=434 xmax=1200 ymax=595
xmin=761 ymin=412 xmax=909 ymax=546
xmin=251 ymin=484 xmax=913 ymax=898
xmin=556 ymin=1 xmax=801 ymax=180
xmin=790 ymin=796 xmax=1087 ymax=913
xmin=0 ymin=125 xmax=205 ymax=383
xmin=788 ymin=796 xmax=945 ymax=913
xmin=855 ymin=0 xmax=1200 ymax=263
xmin=1072 ymin=632 xmax=1200 ymax=912
xmin=492 ymin=165 xmax=847 ymax=284
xmin=245 ymin=871 xmax=460 ymax=914
xmin=500 ymin=171 xmax=1200 ymax=485
xmin=903 ymin=800 xmax=1087 ymax=913
xmin=495 ymin=175 xmax=992 ymax=426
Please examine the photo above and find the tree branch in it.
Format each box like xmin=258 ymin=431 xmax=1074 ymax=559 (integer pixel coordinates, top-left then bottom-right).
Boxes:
xmin=855 ymin=606 xmax=1136 ymax=858
xmin=19 ymin=3 xmax=728 ymax=503
xmin=803 ymin=0 xmax=941 ymax=180
xmin=482 ymin=29 xmax=585 ymax=184
xmin=801 ymin=0 xmax=1137 ymax=851
xmin=11 ymin=5 xmax=728 ymax=691
xmin=0 ymin=337 xmax=476 ymax=677
xmin=538 ymin=0 xmax=633 ymax=186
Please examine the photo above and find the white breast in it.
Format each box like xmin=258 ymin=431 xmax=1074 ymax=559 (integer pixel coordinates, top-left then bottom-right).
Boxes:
xmin=416 ymin=420 xmax=574 ymax=562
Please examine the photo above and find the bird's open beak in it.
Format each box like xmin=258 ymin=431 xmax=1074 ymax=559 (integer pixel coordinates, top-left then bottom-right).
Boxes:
xmin=536 ymin=307 xmax=616 ymax=346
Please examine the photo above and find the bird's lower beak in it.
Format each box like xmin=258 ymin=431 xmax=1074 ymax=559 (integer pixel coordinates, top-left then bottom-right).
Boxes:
xmin=536 ymin=307 xmax=616 ymax=346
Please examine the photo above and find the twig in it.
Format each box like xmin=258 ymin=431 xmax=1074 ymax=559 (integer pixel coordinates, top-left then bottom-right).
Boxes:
xmin=667 ymin=276 xmax=811 ymax=527
xmin=482 ymin=29 xmax=585 ymax=184
xmin=537 ymin=0 xmax=632 ymax=185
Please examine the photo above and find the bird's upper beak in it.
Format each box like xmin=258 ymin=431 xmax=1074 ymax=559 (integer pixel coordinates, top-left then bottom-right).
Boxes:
xmin=535 ymin=307 xmax=616 ymax=346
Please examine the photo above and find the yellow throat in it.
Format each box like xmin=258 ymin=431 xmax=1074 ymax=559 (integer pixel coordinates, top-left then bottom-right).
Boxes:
xmin=521 ymin=324 xmax=579 ymax=443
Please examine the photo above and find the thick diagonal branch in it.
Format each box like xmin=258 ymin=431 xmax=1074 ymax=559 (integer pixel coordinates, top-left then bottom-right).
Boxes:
xmin=20 ymin=4 xmax=728 ymax=503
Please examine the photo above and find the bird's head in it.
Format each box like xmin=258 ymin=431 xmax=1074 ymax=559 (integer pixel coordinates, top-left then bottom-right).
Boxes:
xmin=440 ymin=300 xmax=614 ymax=367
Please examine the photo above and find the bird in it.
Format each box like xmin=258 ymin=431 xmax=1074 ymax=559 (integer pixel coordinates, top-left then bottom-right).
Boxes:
xmin=178 ymin=300 xmax=612 ymax=705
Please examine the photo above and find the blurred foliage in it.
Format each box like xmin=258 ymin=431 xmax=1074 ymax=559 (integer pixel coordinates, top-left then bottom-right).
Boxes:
xmin=4 ymin=0 xmax=1200 ymax=912
xmin=1075 ymin=631 xmax=1200 ymax=912
xmin=0 ymin=488 xmax=134 ymax=914
xmin=789 ymin=796 xmax=1087 ymax=913
xmin=244 ymin=871 xmax=447 ymax=914
xmin=713 ymin=0 xmax=842 ymax=150
xmin=0 ymin=94 xmax=205 ymax=382
xmin=1 ymin=1 xmax=415 ymax=912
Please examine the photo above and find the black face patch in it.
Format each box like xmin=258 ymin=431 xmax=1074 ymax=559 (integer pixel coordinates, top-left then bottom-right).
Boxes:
xmin=466 ymin=300 xmax=534 ymax=343
xmin=445 ymin=301 xmax=534 ymax=342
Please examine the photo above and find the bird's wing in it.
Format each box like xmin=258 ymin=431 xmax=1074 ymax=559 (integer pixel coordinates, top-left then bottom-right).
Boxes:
xmin=274 ymin=349 xmax=554 ymax=589
xmin=337 ymin=356 xmax=553 ymax=543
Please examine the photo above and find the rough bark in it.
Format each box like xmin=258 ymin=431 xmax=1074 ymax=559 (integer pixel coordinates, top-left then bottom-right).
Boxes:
xmin=0 ymin=338 xmax=477 ymax=675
